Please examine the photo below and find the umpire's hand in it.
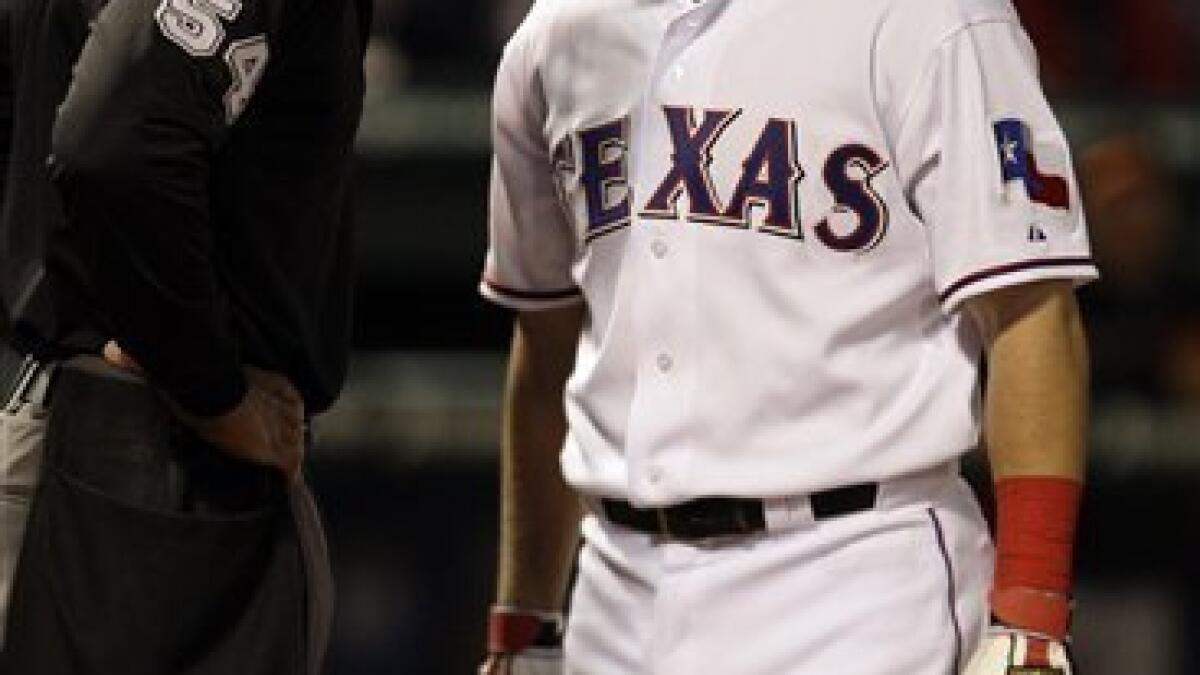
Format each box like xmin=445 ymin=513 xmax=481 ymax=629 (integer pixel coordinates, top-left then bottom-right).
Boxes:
xmin=103 ymin=341 xmax=306 ymax=481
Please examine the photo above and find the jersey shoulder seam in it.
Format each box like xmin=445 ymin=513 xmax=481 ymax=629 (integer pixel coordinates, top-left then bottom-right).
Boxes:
xmin=503 ymin=0 xmax=563 ymax=93
xmin=891 ymin=16 xmax=1020 ymax=140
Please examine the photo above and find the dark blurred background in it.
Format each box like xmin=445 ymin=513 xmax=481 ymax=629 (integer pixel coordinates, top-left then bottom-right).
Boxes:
xmin=309 ymin=1 xmax=1200 ymax=672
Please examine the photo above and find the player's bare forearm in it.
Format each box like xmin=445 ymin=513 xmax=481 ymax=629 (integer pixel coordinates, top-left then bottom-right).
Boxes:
xmin=495 ymin=304 xmax=586 ymax=611
xmin=967 ymin=279 xmax=1088 ymax=480
xmin=965 ymin=281 xmax=1088 ymax=657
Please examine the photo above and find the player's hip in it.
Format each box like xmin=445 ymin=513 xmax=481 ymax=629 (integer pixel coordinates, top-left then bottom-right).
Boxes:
xmin=567 ymin=469 xmax=992 ymax=673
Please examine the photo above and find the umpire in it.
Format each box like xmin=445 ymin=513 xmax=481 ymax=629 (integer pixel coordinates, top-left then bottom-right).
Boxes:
xmin=0 ymin=0 xmax=370 ymax=672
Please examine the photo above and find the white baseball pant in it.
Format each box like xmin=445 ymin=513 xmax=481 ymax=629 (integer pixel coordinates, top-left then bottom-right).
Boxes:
xmin=565 ymin=463 xmax=992 ymax=674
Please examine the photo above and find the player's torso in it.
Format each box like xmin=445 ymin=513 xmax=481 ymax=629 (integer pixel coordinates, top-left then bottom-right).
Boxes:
xmin=526 ymin=0 xmax=981 ymax=502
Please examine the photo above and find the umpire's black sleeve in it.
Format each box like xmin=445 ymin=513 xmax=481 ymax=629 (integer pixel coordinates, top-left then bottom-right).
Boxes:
xmin=51 ymin=0 xmax=281 ymax=416
xmin=1 ymin=0 xmax=13 ymax=212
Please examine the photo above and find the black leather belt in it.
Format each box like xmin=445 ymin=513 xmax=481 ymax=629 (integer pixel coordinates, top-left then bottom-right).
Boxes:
xmin=600 ymin=483 xmax=879 ymax=540
xmin=1 ymin=341 xmax=57 ymax=413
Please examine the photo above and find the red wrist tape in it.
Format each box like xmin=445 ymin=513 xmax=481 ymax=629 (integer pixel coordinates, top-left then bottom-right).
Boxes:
xmin=487 ymin=606 xmax=562 ymax=654
xmin=991 ymin=476 xmax=1082 ymax=639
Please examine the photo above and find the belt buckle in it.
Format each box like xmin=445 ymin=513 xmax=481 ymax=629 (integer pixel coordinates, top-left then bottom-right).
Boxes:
xmin=4 ymin=355 xmax=39 ymax=414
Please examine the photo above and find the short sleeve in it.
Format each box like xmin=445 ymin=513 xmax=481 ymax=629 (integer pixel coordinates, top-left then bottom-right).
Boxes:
xmin=892 ymin=19 xmax=1098 ymax=312
xmin=480 ymin=25 xmax=581 ymax=311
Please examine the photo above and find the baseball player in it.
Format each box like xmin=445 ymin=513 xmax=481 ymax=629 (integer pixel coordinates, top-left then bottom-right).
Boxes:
xmin=480 ymin=0 xmax=1095 ymax=673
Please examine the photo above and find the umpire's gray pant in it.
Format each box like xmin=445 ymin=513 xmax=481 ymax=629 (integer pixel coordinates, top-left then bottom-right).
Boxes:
xmin=0 ymin=397 xmax=47 ymax=649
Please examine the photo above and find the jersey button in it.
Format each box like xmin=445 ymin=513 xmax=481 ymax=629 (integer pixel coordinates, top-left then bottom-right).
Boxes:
xmin=647 ymin=466 xmax=666 ymax=484
xmin=651 ymin=240 xmax=669 ymax=258
xmin=656 ymin=353 xmax=674 ymax=373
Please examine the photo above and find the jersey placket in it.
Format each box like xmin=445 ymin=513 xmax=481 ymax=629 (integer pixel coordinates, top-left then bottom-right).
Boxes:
xmin=621 ymin=0 xmax=725 ymax=506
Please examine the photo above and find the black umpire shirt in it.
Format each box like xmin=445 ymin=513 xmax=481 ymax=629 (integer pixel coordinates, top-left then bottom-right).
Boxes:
xmin=1 ymin=0 xmax=101 ymax=359
xmin=2 ymin=0 xmax=370 ymax=416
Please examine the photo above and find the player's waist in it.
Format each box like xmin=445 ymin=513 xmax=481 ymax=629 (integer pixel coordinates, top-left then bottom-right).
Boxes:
xmin=587 ymin=462 xmax=959 ymax=541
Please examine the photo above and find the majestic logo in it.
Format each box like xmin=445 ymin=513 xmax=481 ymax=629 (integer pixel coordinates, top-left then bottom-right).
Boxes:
xmin=564 ymin=106 xmax=890 ymax=251
xmin=994 ymin=119 xmax=1070 ymax=210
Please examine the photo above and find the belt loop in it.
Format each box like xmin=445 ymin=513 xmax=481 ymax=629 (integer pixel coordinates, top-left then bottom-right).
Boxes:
xmin=732 ymin=505 xmax=750 ymax=533
xmin=655 ymin=508 xmax=674 ymax=539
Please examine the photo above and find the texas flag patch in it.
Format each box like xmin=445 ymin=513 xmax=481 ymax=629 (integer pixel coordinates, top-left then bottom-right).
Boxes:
xmin=993 ymin=119 xmax=1070 ymax=210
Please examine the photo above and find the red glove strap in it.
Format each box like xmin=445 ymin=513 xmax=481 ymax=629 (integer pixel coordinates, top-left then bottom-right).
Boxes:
xmin=991 ymin=476 xmax=1081 ymax=639
xmin=487 ymin=606 xmax=561 ymax=654
xmin=990 ymin=586 xmax=1071 ymax=642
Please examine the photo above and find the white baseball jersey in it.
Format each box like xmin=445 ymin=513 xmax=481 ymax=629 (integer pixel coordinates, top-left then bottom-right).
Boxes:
xmin=482 ymin=0 xmax=1096 ymax=506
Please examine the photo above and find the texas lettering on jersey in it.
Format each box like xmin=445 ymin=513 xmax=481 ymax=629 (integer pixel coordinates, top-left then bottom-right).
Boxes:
xmin=558 ymin=106 xmax=890 ymax=251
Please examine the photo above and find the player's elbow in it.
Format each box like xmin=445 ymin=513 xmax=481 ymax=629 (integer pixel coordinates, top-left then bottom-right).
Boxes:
xmin=49 ymin=112 xmax=208 ymax=230
xmin=49 ymin=113 xmax=145 ymax=199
